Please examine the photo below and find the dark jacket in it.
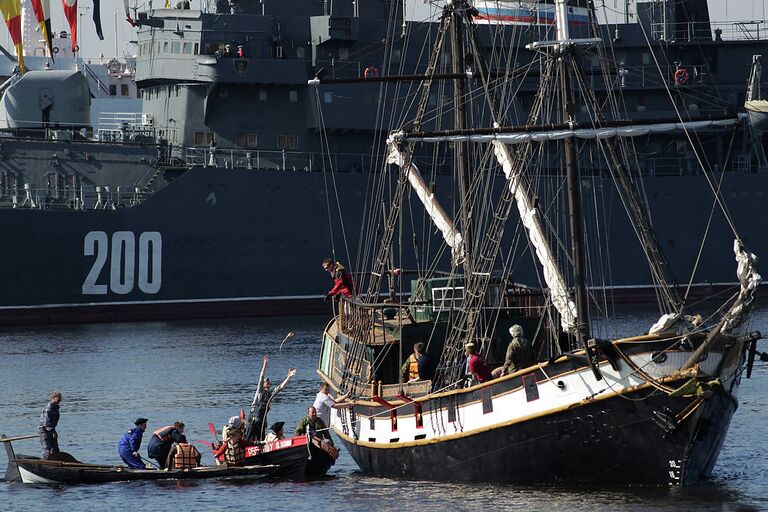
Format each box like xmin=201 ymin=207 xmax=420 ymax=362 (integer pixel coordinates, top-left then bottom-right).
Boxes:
xmin=39 ymin=401 xmax=60 ymax=432
xmin=147 ymin=426 xmax=185 ymax=458
xmin=118 ymin=427 xmax=144 ymax=454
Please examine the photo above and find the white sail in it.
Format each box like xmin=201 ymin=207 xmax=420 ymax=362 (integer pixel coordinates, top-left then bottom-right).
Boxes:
xmin=492 ymin=140 xmax=577 ymax=332
xmin=396 ymin=116 xmax=745 ymax=144
xmin=386 ymin=140 xmax=465 ymax=264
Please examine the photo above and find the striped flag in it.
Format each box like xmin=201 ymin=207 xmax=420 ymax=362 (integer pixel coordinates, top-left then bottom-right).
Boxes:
xmin=30 ymin=0 xmax=54 ymax=61
xmin=93 ymin=0 xmax=103 ymax=39
xmin=0 ymin=0 xmax=25 ymax=72
xmin=62 ymin=0 xmax=77 ymax=51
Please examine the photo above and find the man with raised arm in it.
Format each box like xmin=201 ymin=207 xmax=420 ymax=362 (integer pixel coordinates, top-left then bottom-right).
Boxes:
xmin=245 ymin=355 xmax=297 ymax=441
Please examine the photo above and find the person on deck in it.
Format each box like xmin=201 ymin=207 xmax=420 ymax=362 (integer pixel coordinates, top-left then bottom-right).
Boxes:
xmin=295 ymin=406 xmax=331 ymax=442
xmin=465 ymin=342 xmax=493 ymax=384
xmin=38 ymin=391 xmax=62 ymax=459
xmin=322 ymin=257 xmax=354 ymax=301
xmin=246 ymin=355 xmax=297 ymax=441
xmin=147 ymin=421 xmax=186 ymax=469
xmin=118 ymin=418 xmax=148 ymax=469
xmin=264 ymin=421 xmax=285 ymax=443
xmin=492 ymin=325 xmax=535 ymax=378
xmin=312 ymin=382 xmax=351 ymax=428
xmin=400 ymin=342 xmax=433 ymax=383
xmin=214 ymin=415 xmax=253 ymax=465
xmin=166 ymin=441 xmax=202 ymax=470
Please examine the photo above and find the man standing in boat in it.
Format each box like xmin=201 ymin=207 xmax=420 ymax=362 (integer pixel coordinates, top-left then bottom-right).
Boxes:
xmin=246 ymin=355 xmax=297 ymax=441
xmin=322 ymin=257 xmax=354 ymax=301
xmin=465 ymin=342 xmax=493 ymax=384
xmin=38 ymin=391 xmax=62 ymax=459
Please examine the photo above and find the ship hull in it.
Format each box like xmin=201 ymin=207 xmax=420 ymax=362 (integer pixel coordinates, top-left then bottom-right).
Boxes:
xmin=338 ymin=382 xmax=737 ymax=485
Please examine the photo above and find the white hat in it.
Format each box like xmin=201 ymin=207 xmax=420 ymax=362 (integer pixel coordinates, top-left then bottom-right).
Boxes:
xmin=228 ymin=416 xmax=242 ymax=428
xmin=509 ymin=324 xmax=524 ymax=337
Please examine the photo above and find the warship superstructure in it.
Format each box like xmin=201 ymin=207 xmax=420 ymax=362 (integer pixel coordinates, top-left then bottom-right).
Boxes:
xmin=0 ymin=0 xmax=766 ymax=325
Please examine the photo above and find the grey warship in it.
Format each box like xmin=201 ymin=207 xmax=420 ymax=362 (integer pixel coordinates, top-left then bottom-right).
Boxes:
xmin=0 ymin=0 xmax=766 ymax=325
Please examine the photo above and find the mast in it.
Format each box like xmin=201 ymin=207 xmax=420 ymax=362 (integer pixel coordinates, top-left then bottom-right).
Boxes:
xmin=450 ymin=0 xmax=472 ymax=274
xmin=555 ymin=0 xmax=601 ymax=379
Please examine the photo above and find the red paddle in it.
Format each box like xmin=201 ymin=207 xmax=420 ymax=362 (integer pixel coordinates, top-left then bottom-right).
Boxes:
xmin=208 ymin=422 xmax=219 ymax=442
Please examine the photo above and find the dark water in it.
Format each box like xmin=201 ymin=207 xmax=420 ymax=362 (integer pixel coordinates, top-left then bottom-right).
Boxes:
xmin=1 ymin=309 xmax=767 ymax=512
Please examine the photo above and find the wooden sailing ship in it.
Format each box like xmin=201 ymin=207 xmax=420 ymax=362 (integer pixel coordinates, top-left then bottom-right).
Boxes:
xmin=312 ymin=0 xmax=762 ymax=484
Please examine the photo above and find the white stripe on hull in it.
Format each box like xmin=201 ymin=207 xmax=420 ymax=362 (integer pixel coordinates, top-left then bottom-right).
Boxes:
xmin=18 ymin=466 xmax=60 ymax=484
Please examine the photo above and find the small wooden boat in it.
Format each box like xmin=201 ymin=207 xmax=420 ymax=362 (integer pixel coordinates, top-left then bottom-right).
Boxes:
xmin=2 ymin=434 xmax=276 ymax=485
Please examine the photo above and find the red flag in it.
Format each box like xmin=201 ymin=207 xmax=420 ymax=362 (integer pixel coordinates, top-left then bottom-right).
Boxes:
xmin=30 ymin=0 xmax=54 ymax=61
xmin=62 ymin=0 xmax=77 ymax=52
xmin=0 ymin=0 xmax=25 ymax=72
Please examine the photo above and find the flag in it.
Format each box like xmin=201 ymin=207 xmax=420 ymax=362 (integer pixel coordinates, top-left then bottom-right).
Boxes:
xmin=30 ymin=0 xmax=54 ymax=61
xmin=62 ymin=0 xmax=77 ymax=51
xmin=92 ymin=0 xmax=103 ymax=39
xmin=164 ymin=0 xmax=170 ymax=7
xmin=123 ymin=0 xmax=135 ymax=26
xmin=0 ymin=0 xmax=25 ymax=72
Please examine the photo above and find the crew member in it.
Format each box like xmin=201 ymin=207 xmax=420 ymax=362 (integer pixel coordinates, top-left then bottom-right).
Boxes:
xmin=38 ymin=391 xmax=62 ymax=459
xmin=118 ymin=418 xmax=148 ymax=469
xmin=215 ymin=416 xmax=252 ymax=465
xmin=246 ymin=355 xmax=297 ymax=441
xmin=264 ymin=421 xmax=285 ymax=443
xmin=295 ymin=406 xmax=331 ymax=443
xmin=147 ymin=421 xmax=186 ymax=469
xmin=312 ymin=382 xmax=351 ymax=428
xmin=492 ymin=325 xmax=535 ymax=378
xmin=167 ymin=441 xmax=202 ymax=470
xmin=322 ymin=257 xmax=354 ymax=300
xmin=465 ymin=342 xmax=493 ymax=384
xmin=400 ymin=342 xmax=432 ymax=382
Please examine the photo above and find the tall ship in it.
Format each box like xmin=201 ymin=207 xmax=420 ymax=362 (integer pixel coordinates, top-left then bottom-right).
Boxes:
xmin=0 ymin=0 xmax=765 ymax=325
xmin=315 ymin=0 xmax=762 ymax=484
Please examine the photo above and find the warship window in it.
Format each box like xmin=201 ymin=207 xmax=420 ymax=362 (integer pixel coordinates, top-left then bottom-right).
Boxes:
xmin=163 ymin=41 xmax=169 ymax=53
xmin=172 ymin=42 xmax=180 ymax=53
xmin=296 ymin=47 xmax=305 ymax=59
xmin=109 ymin=84 xmax=117 ymax=96
xmin=121 ymin=84 xmax=129 ymax=96
xmin=288 ymin=136 xmax=298 ymax=149
xmin=323 ymin=92 xmax=333 ymax=103
xmin=237 ymin=133 xmax=246 ymax=146
xmin=248 ymin=134 xmax=258 ymax=147
xmin=195 ymin=132 xmax=204 ymax=145
xmin=194 ymin=43 xmax=199 ymax=55
xmin=289 ymin=90 xmax=298 ymax=103
xmin=183 ymin=43 xmax=193 ymax=54
xmin=275 ymin=46 xmax=283 ymax=58
xmin=642 ymin=52 xmax=651 ymax=65
xmin=259 ymin=90 xmax=268 ymax=101
xmin=278 ymin=135 xmax=287 ymax=148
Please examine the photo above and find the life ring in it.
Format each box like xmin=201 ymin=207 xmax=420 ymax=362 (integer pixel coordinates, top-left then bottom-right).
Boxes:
xmin=52 ymin=47 xmax=59 ymax=54
xmin=674 ymin=67 xmax=689 ymax=85
xmin=363 ymin=66 xmax=379 ymax=79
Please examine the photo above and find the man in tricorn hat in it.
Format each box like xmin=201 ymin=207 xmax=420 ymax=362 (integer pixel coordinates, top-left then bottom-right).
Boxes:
xmin=118 ymin=417 xmax=148 ymax=469
xmin=264 ymin=421 xmax=285 ymax=443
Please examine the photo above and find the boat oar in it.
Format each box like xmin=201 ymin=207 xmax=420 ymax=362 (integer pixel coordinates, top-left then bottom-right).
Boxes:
xmin=278 ymin=331 xmax=295 ymax=354
xmin=208 ymin=422 xmax=219 ymax=442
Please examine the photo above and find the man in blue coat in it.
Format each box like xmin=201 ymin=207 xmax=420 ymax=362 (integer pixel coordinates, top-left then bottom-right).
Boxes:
xmin=118 ymin=418 xmax=148 ymax=469
xmin=38 ymin=391 xmax=62 ymax=458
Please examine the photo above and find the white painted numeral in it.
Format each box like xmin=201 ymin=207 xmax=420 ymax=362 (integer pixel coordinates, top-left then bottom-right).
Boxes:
xmin=82 ymin=231 xmax=162 ymax=295
xmin=138 ymin=232 xmax=162 ymax=293
xmin=82 ymin=231 xmax=108 ymax=295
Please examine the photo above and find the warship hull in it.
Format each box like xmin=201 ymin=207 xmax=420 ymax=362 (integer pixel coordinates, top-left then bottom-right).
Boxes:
xmin=1 ymin=164 xmax=766 ymax=325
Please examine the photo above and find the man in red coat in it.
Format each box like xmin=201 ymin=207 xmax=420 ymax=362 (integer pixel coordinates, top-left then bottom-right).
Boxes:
xmin=322 ymin=258 xmax=354 ymax=301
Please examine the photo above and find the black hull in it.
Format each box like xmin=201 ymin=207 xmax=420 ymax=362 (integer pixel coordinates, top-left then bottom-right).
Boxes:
xmin=340 ymin=387 xmax=737 ymax=485
xmin=244 ymin=441 xmax=336 ymax=481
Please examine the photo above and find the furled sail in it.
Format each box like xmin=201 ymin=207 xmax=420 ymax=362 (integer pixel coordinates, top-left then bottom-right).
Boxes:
xmin=492 ymin=140 xmax=577 ymax=332
xmin=386 ymin=139 xmax=465 ymax=264
xmin=395 ymin=117 xmax=745 ymax=144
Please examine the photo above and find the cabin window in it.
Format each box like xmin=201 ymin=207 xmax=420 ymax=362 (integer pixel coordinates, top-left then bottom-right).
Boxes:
xmin=432 ymin=286 xmax=464 ymax=310
xmin=206 ymin=133 xmax=215 ymax=145
xmin=109 ymin=84 xmax=117 ymax=96
xmin=236 ymin=133 xmax=246 ymax=146
xmin=247 ymin=134 xmax=258 ymax=147
xmin=642 ymin=52 xmax=651 ymax=65
xmin=276 ymin=46 xmax=283 ymax=58
xmin=289 ymin=90 xmax=298 ymax=103
xmin=120 ymin=84 xmax=129 ymax=96
xmin=259 ymin=90 xmax=268 ymax=101
xmin=194 ymin=43 xmax=199 ymax=55
xmin=172 ymin=42 xmax=180 ymax=53
xmin=163 ymin=41 xmax=169 ymax=53
xmin=288 ymin=135 xmax=298 ymax=149
xmin=183 ymin=43 xmax=193 ymax=54
xmin=194 ymin=132 xmax=204 ymax=145
xmin=323 ymin=91 xmax=333 ymax=103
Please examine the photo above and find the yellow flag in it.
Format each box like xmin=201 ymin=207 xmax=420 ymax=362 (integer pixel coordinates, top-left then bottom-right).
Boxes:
xmin=0 ymin=0 xmax=25 ymax=72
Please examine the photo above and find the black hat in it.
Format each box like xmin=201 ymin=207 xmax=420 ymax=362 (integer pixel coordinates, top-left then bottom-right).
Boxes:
xmin=135 ymin=417 xmax=149 ymax=426
xmin=270 ymin=421 xmax=285 ymax=432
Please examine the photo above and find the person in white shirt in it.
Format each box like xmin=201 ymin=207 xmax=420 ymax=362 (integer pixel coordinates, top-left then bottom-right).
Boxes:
xmin=312 ymin=382 xmax=351 ymax=427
